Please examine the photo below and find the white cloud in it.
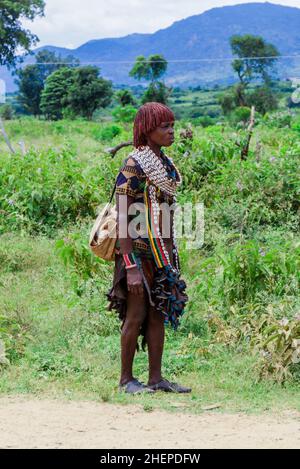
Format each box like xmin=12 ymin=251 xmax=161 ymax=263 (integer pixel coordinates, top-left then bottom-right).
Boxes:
xmin=22 ymin=0 xmax=300 ymax=49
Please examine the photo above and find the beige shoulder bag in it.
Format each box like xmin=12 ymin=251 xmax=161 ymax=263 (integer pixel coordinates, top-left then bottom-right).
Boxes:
xmin=89 ymin=181 xmax=117 ymax=261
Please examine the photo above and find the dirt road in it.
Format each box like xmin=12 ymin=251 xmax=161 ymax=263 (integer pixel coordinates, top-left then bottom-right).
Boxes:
xmin=0 ymin=396 xmax=300 ymax=449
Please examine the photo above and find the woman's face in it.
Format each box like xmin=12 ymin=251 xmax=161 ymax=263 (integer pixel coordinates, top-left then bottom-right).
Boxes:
xmin=146 ymin=121 xmax=175 ymax=147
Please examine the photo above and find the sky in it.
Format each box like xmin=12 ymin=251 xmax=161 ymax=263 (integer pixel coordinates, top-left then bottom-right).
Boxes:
xmin=22 ymin=0 xmax=300 ymax=50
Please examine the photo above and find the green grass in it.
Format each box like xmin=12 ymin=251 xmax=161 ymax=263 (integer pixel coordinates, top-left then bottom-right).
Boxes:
xmin=0 ymin=115 xmax=300 ymax=415
xmin=0 ymin=233 xmax=299 ymax=415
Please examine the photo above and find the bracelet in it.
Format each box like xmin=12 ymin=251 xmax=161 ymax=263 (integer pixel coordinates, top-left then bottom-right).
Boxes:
xmin=123 ymin=252 xmax=137 ymax=268
xmin=125 ymin=263 xmax=138 ymax=270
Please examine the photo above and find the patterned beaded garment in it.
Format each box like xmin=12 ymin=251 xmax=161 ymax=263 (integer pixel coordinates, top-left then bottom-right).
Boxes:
xmin=129 ymin=145 xmax=182 ymax=274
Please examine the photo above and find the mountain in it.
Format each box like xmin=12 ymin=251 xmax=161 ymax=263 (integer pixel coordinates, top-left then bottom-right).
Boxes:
xmin=1 ymin=2 xmax=300 ymax=92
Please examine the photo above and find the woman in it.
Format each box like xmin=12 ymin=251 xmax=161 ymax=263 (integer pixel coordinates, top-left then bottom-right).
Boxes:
xmin=106 ymin=102 xmax=191 ymax=394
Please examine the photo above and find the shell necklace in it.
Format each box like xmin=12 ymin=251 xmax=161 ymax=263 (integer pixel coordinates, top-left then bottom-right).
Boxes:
xmin=129 ymin=145 xmax=182 ymax=197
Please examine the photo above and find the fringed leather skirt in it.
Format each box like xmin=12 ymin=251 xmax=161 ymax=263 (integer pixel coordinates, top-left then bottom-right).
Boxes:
xmin=106 ymin=253 xmax=188 ymax=352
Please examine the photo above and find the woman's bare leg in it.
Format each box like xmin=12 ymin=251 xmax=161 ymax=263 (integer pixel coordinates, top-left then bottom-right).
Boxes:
xmin=146 ymin=305 xmax=165 ymax=385
xmin=119 ymin=290 xmax=147 ymax=385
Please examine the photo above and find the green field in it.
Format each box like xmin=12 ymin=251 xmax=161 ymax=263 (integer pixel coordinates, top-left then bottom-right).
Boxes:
xmin=0 ymin=115 xmax=300 ymax=414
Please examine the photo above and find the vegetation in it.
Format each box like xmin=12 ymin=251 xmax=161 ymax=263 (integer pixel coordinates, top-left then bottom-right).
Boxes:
xmin=129 ymin=54 xmax=171 ymax=104
xmin=0 ymin=0 xmax=45 ymax=68
xmin=0 ymin=112 xmax=299 ymax=411
xmin=15 ymin=50 xmax=79 ymax=117
xmin=0 ymin=16 xmax=299 ymax=412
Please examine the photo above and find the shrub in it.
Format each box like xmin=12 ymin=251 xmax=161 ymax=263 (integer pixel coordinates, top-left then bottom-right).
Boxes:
xmin=0 ymin=147 xmax=111 ymax=234
xmin=263 ymin=110 xmax=293 ymax=128
xmin=242 ymin=310 xmax=300 ymax=383
xmin=92 ymin=124 xmax=122 ymax=142
xmin=112 ymin=105 xmax=136 ymax=124
xmin=0 ymin=103 xmax=15 ymax=120
xmin=195 ymin=116 xmax=216 ymax=128
xmin=229 ymin=106 xmax=251 ymax=126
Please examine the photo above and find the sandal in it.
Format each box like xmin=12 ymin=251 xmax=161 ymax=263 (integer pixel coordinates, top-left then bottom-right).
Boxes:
xmin=119 ymin=378 xmax=155 ymax=395
xmin=148 ymin=378 xmax=192 ymax=393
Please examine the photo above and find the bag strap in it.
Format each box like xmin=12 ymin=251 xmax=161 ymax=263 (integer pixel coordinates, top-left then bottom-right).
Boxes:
xmin=109 ymin=179 xmax=117 ymax=204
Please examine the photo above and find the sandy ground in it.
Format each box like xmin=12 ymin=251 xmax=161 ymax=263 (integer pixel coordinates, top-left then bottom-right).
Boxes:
xmin=0 ymin=396 xmax=300 ymax=449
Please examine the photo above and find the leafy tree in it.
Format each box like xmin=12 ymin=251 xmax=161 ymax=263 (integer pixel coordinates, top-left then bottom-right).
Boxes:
xmin=115 ymin=89 xmax=135 ymax=106
xmin=40 ymin=67 xmax=75 ymax=120
xmin=230 ymin=34 xmax=279 ymax=86
xmin=15 ymin=50 xmax=79 ymax=116
xmin=129 ymin=54 xmax=167 ymax=83
xmin=219 ymin=92 xmax=236 ymax=115
xmin=129 ymin=54 xmax=170 ymax=104
xmin=15 ymin=65 xmax=44 ymax=116
xmin=41 ymin=66 xmax=113 ymax=120
xmin=141 ymin=81 xmax=171 ymax=105
xmin=220 ymin=35 xmax=279 ymax=116
xmin=33 ymin=49 xmax=79 ymax=82
xmin=66 ymin=66 xmax=113 ymax=120
xmin=0 ymin=0 xmax=45 ymax=68
xmin=246 ymin=86 xmax=278 ymax=115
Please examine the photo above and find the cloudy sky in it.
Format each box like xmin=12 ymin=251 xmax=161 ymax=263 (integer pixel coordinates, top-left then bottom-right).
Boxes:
xmin=22 ymin=0 xmax=300 ymax=50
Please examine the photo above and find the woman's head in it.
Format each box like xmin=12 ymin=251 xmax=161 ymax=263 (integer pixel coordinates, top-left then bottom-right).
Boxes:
xmin=133 ymin=102 xmax=175 ymax=149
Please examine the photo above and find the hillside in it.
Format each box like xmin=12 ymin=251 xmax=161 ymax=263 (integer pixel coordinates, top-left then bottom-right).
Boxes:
xmin=1 ymin=2 xmax=300 ymax=91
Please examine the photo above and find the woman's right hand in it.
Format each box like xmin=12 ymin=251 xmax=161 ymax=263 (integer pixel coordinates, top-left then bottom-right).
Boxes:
xmin=126 ymin=266 xmax=144 ymax=296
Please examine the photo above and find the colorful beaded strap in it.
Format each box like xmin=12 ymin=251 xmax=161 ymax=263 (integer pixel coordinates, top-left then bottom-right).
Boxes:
xmin=144 ymin=181 xmax=180 ymax=274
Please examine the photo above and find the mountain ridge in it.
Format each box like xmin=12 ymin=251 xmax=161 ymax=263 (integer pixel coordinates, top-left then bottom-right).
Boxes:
xmin=1 ymin=2 xmax=300 ymax=92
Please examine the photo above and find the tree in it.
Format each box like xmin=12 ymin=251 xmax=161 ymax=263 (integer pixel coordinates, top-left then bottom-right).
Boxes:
xmin=129 ymin=54 xmax=170 ymax=104
xmin=15 ymin=50 xmax=79 ymax=116
xmin=66 ymin=66 xmax=113 ymax=120
xmin=33 ymin=49 xmax=79 ymax=82
xmin=141 ymin=81 xmax=171 ymax=105
xmin=220 ymin=34 xmax=280 ymax=116
xmin=15 ymin=65 xmax=44 ymax=116
xmin=40 ymin=67 xmax=75 ymax=120
xmin=0 ymin=1 xmax=45 ymax=68
xmin=129 ymin=54 xmax=167 ymax=83
xmin=246 ymin=86 xmax=278 ymax=115
xmin=219 ymin=92 xmax=236 ymax=115
xmin=41 ymin=66 xmax=113 ymax=120
xmin=115 ymin=89 xmax=135 ymax=106
xmin=230 ymin=34 xmax=279 ymax=86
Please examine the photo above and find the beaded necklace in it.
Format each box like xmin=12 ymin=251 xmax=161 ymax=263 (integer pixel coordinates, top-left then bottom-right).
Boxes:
xmin=130 ymin=145 xmax=182 ymax=274
xmin=129 ymin=145 xmax=181 ymax=196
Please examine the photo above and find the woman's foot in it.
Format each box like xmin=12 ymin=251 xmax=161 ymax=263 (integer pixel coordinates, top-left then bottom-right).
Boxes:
xmin=147 ymin=378 xmax=192 ymax=393
xmin=119 ymin=378 xmax=155 ymax=395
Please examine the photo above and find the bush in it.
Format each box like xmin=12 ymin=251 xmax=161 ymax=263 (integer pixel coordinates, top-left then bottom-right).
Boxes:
xmin=0 ymin=103 xmax=15 ymax=120
xmin=246 ymin=311 xmax=300 ymax=383
xmin=246 ymin=87 xmax=278 ymax=115
xmin=0 ymin=147 xmax=112 ymax=234
xmin=229 ymin=106 xmax=251 ymax=126
xmin=291 ymin=116 xmax=300 ymax=132
xmin=195 ymin=116 xmax=216 ymax=128
xmin=112 ymin=105 xmax=136 ymax=124
xmin=263 ymin=110 xmax=293 ymax=128
xmin=92 ymin=124 xmax=122 ymax=142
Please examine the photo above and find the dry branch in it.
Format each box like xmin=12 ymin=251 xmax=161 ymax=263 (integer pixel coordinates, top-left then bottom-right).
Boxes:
xmin=105 ymin=140 xmax=133 ymax=157
xmin=240 ymin=105 xmax=255 ymax=160
xmin=0 ymin=117 xmax=15 ymax=154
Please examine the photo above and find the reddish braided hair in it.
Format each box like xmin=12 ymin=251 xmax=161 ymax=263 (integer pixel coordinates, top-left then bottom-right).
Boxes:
xmin=133 ymin=102 xmax=175 ymax=148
